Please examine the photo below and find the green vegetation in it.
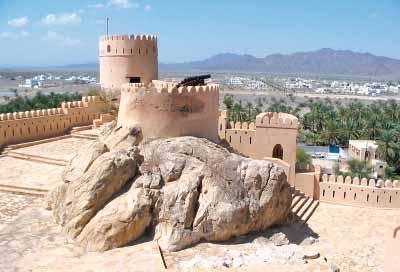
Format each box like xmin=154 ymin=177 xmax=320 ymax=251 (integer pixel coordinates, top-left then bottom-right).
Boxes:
xmin=335 ymin=159 xmax=372 ymax=178
xmin=0 ymin=92 xmax=82 ymax=114
xmin=296 ymin=148 xmax=312 ymax=172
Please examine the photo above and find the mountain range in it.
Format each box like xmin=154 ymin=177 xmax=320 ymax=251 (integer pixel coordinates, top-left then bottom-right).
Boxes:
xmin=160 ymin=48 xmax=400 ymax=78
xmin=2 ymin=49 xmax=400 ymax=78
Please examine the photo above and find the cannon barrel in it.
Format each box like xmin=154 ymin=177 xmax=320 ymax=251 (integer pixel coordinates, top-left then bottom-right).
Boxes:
xmin=177 ymin=74 xmax=211 ymax=87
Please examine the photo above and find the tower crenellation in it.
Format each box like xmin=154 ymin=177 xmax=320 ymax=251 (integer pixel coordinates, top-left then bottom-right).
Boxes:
xmin=120 ymin=82 xmax=219 ymax=95
xmin=255 ymin=112 xmax=299 ymax=129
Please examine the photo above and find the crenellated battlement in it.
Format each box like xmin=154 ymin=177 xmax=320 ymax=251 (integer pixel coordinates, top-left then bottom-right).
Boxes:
xmin=0 ymin=96 xmax=103 ymax=121
xmin=99 ymin=34 xmax=158 ymax=57
xmin=319 ymin=174 xmax=400 ymax=208
xmin=120 ymin=82 xmax=219 ymax=95
xmin=321 ymin=174 xmax=400 ymax=189
xmin=99 ymin=34 xmax=157 ymax=42
xmin=227 ymin=121 xmax=256 ymax=130
xmin=256 ymin=112 xmax=299 ymax=129
xmin=0 ymin=96 xmax=107 ymax=148
xmin=0 ymin=108 xmax=64 ymax=121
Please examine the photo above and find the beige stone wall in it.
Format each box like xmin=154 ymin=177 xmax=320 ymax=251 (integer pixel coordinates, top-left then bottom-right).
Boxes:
xmin=319 ymin=174 xmax=400 ymax=208
xmin=0 ymin=96 xmax=106 ymax=148
xmin=384 ymin=226 xmax=400 ymax=272
xmin=117 ymin=83 xmax=220 ymax=142
xmin=99 ymin=35 xmax=158 ymax=91
xmin=219 ymin=111 xmax=299 ymax=185
xmin=295 ymin=172 xmax=318 ymax=197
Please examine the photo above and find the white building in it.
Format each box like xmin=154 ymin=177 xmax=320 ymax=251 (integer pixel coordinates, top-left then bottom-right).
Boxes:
xmin=19 ymin=79 xmax=39 ymax=88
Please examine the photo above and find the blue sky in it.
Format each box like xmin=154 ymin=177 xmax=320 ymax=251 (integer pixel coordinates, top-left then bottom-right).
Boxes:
xmin=0 ymin=0 xmax=398 ymax=66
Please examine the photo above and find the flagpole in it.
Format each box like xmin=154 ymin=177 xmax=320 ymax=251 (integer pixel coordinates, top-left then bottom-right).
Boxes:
xmin=106 ymin=17 xmax=109 ymax=37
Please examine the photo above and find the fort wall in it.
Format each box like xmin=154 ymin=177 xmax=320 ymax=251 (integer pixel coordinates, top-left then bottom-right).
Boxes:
xmin=384 ymin=226 xmax=400 ymax=272
xmin=0 ymin=96 xmax=107 ymax=148
xmin=319 ymin=174 xmax=400 ymax=208
xmin=99 ymin=35 xmax=158 ymax=90
xmin=117 ymin=83 xmax=220 ymax=142
xmin=219 ymin=111 xmax=299 ymax=185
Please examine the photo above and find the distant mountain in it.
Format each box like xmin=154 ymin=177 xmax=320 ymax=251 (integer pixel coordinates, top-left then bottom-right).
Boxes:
xmin=3 ymin=49 xmax=400 ymax=78
xmin=160 ymin=49 xmax=400 ymax=78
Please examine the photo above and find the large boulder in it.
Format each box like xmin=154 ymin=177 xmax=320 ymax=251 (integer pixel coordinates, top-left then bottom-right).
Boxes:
xmin=62 ymin=141 xmax=108 ymax=183
xmin=54 ymin=148 xmax=140 ymax=238
xmin=49 ymin=135 xmax=292 ymax=252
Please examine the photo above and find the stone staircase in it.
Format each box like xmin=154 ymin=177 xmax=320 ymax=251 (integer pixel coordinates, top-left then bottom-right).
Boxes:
xmin=70 ymin=125 xmax=93 ymax=133
xmin=0 ymin=184 xmax=48 ymax=197
xmin=93 ymin=113 xmax=115 ymax=128
xmin=289 ymin=187 xmax=319 ymax=226
xmin=70 ymin=132 xmax=98 ymax=140
xmin=4 ymin=150 xmax=68 ymax=166
xmin=70 ymin=129 xmax=98 ymax=140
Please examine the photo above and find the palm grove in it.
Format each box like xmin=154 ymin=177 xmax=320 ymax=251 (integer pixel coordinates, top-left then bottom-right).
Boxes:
xmin=223 ymin=94 xmax=400 ymax=178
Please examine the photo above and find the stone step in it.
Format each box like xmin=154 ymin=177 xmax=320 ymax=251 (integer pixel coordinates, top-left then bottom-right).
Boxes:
xmin=3 ymin=135 xmax=71 ymax=151
xmin=0 ymin=184 xmax=47 ymax=197
xmin=301 ymin=200 xmax=319 ymax=225
xmin=290 ymin=194 xmax=305 ymax=210
xmin=70 ymin=133 xmax=97 ymax=140
xmin=5 ymin=151 xmax=67 ymax=166
xmin=292 ymin=195 xmax=310 ymax=215
xmin=0 ymin=183 xmax=48 ymax=193
xmin=71 ymin=125 xmax=93 ymax=133
xmin=297 ymin=197 xmax=315 ymax=221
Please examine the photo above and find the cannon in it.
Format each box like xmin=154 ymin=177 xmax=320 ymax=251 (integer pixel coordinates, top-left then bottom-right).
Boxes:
xmin=176 ymin=74 xmax=211 ymax=88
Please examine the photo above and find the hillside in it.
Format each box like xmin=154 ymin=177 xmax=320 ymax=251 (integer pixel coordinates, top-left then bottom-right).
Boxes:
xmin=160 ymin=48 xmax=400 ymax=77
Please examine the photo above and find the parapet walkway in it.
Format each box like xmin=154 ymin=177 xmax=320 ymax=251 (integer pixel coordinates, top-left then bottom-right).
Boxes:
xmin=0 ymin=126 xmax=98 ymax=197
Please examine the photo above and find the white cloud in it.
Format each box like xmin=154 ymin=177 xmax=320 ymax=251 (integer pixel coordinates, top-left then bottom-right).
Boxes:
xmin=108 ymin=0 xmax=138 ymax=9
xmin=0 ymin=31 xmax=30 ymax=38
xmin=144 ymin=4 xmax=151 ymax=11
xmin=41 ymin=13 xmax=82 ymax=26
xmin=8 ymin=17 xmax=30 ymax=27
xmin=43 ymin=31 xmax=81 ymax=47
xmin=88 ymin=3 xmax=105 ymax=9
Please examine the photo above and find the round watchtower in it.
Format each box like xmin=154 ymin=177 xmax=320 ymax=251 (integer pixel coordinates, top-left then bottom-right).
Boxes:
xmin=117 ymin=82 xmax=220 ymax=142
xmin=99 ymin=34 xmax=158 ymax=91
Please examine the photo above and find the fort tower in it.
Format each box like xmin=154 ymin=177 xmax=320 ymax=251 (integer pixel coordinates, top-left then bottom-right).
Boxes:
xmin=99 ymin=35 xmax=158 ymax=91
xmin=117 ymin=81 xmax=220 ymax=142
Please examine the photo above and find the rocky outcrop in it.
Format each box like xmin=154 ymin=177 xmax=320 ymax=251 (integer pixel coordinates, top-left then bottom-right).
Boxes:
xmin=54 ymin=148 xmax=141 ymax=238
xmin=48 ymin=131 xmax=292 ymax=252
xmin=62 ymin=142 xmax=109 ymax=183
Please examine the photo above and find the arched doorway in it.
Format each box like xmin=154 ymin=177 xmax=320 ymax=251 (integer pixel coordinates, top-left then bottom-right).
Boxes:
xmin=272 ymin=144 xmax=283 ymax=160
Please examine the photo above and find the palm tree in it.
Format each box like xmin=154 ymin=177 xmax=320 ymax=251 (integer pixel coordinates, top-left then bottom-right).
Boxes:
xmin=223 ymin=94 xmax=234 ymax=110
xmin=366 ymin=114 xmax=380 ymax=140
xmin=246 ymin=102 xmax=253 ymax=122
xmin=377 ymin=130 xmax=398 ymax=165
xmin=321 ymin=119 xmax=340 ymax=146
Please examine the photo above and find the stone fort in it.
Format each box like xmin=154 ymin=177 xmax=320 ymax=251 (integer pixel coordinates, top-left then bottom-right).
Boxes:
xmin=0 ymin=33 xmax=399 ymax=271
xmin=98 ymin=34 xmax=299 ymax=184
xmin=1 ymin=32 xmax=400 ymax=205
